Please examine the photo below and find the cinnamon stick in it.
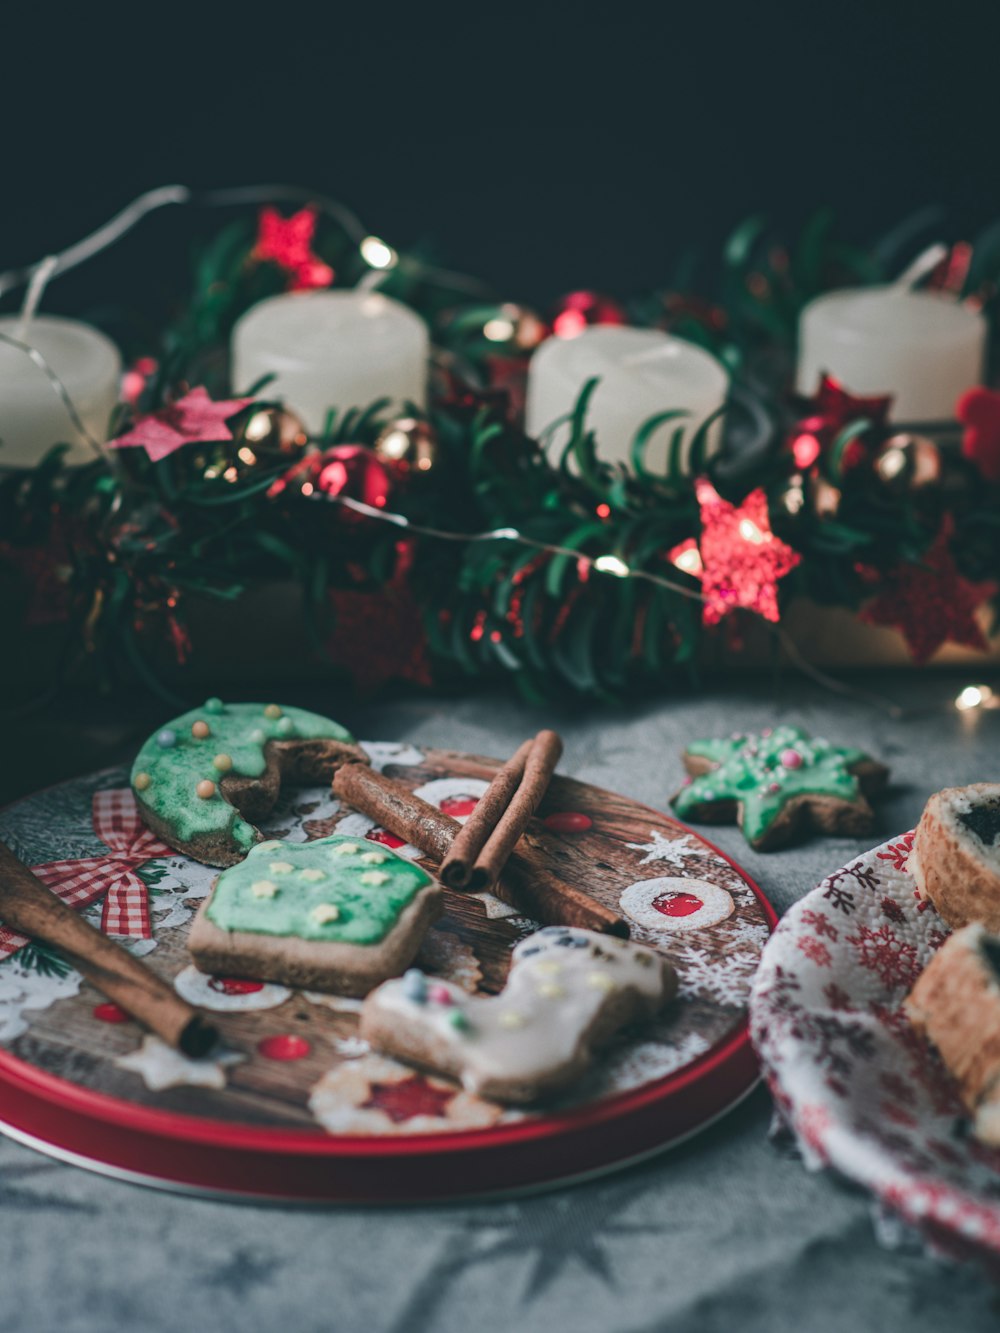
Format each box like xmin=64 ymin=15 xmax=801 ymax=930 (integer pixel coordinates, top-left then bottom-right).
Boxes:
xmin=454 ymin=731 xmax=563 ymax=892
xmin=440 ymin=738 xmax=533 ymax=888
xmin=333 ymin=762 xmax=627 ymax=937
xmin=0 ymin=841 xmax=218 ymax=1056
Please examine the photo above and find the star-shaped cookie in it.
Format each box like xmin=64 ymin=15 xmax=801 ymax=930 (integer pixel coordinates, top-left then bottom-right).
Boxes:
xmin=669 ymin=724 xmax=888 ymax=851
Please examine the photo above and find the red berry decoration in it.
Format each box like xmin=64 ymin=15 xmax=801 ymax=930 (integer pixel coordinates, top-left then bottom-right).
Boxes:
xmin=93 ymin=1002 xmax=130 ymax=1024
xmin=551 ymin=290 xmax=628 ymax=339
xmin=543 ymin=811 xmax=593 ymax=833
xmin=957 ymin=387 xmax=1000 ymax=482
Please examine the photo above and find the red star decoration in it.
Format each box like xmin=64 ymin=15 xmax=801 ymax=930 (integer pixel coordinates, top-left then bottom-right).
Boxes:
xmin=957 ymin=386 xmax=1000 ymax=482
xmin=110 ymin=387 xmax=252 ymax=463
xmin=325 ymin=542 xmax=434 ymax=694
xmin=253 ymin=206 xmax=333 ymax=291
xmin=361 ymin=1074 xmax=455 ymax=1124
xmin=790 ymin=374 xmax=893 ymax=471
xmin=859 ymin=518 xmax=997 ymax=663
xmin=671 ymin=481 xmax=801 ymax=626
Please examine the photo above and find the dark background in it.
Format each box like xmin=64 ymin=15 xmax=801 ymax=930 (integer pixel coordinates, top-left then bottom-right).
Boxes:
xmin=5 ymin=3 xmax=1000 ymax=323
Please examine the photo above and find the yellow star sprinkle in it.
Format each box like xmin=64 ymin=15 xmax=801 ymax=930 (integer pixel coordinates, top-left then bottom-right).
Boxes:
xmin=251 ymin=879 xmax=278 ymax=899
xmin=498 ymin=1011 xmax=526 ymax=1030
xmin=359 ymin=851 xmax=387 ymax=865
xmin=257 ymin=840 xmax=282 ymax=853
xmin=269 ymin=861 xmax=294 ymax=875
xmin=360 ymin=870 xmax=390 ymax=886
xmin=310 ymin=903 xmax=340 ymax=924
xmin=330 ymin=843 xmax=360 ymax=856
xmin=534 ymin=960 xmax=562 ymax=976
xmin=585 ymin=971 xmax=616 ymax=993
xmin=538 ymin=982 xmax=565 ymax=1000
xmin=300 ymin=868 xmax=327 ymax=883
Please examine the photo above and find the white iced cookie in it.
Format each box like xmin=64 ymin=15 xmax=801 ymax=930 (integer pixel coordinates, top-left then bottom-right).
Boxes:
xmin=619 ymin=877 xmax=734 ymax=934
xmin=360 ymin=926 xmax=677 ymax=1104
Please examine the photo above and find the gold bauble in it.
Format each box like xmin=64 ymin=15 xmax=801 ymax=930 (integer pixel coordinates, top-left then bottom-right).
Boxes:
xmin=482 ymin=303 xmax=547 ymax=351
xmin=372 ymin=417 xmax=440 ymax=477
xmin=240 ymin=406 xmax=309 ymax=459
xmin=874 ymin=433 xmax=942 ymax=493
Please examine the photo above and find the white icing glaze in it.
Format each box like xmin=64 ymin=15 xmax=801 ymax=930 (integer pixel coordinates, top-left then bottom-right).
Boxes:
xmin=619 ymin=876 xmax=734 ymax=934
xmin=366 ymin=927 xmax=672 ymax=1095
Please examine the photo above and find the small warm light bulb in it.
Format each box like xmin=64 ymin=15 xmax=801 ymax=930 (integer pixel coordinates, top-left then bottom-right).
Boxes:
xmin=879 ymin=447 xmax=907 ymax=481
xmin=738 ymin=518 xmax=764 ymax=543
xmin=483 ymin=317 xmax=516 ymax=342
xmin=360 ymin=236 xmax=397 ymax=270
xmin=594 ymin=554 xmax=629 ymax=578
xmin=956 ymin=684 xmax=993 ymax=711
xmin=237 ymin=446 xmax=257 ymax=466
xmin=674 ymin=548 xmax=702 ymax=575
xmin=223 ymin=466 xmax=239 ymax=483
xmin=244 ymin=411 xmax=271 ymax=443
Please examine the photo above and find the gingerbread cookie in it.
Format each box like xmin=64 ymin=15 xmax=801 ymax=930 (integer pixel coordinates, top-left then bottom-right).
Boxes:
xmin=670 ymin=725 xmax=888 ymax=851
xmin=905 ymin=923 xmax=1000 ymax=1144
xmin=187 ymin=834 xmax=444 ymax=995
xmin=910 ymin=784 xmax=1000 ymax=931
xmin=360 ymin=926 xmax=676 ymax=1104
xmin=131 ymin=699 xmax=367 ymax=866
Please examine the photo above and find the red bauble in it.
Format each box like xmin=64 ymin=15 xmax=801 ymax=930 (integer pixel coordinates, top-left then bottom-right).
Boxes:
xmin=316 ymin=444 xmax=392 ymax=510
xmin=552 ymin=291 xmax=628 ymax=339
xmin=957 ymin=387 xmax=1000 ymax=482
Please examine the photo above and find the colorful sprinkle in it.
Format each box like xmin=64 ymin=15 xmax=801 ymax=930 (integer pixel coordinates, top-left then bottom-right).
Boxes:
xmin=213 ymin=752 xmax=233 ymax=772
xmin=249 ymin=728 xmax=266 ymax=745
xmin=300 ymin=868 xmax=327 ymax=882
xmin=586 ymin=971 xmax=616 ymax=992
xmin=448 ymin=1010 xmax=470 ymax=1032
xmin=428 ymin=983 xmax=452 ymax=1005
xmin=360 ymin=851 xmax=387 ymax=865
xmin=251 ymin=879 xmax=278 ymax=898
xmin=257 ymin=1033 xmax=310 ymax=1061
xmin=310 ymin=903 xmax=340 ymax=924
xmin=402 ymin=968 xmax=428 ymax=1002
xmin=155 ymin=729 xmax=177 ymax=749
xmin=195 ymin=779 xmax=216 ymax=799
xmin=263 ymin=704 xmax=283 ymax=719
xmin=191 ymin=720 xmax=211 ymax=740
xmin=543 ymin=811 xmax=593 ymax=834
xmin=360 ymin=870 xmax=390 ymax=886
xmin=538 ymin=982 xmax=565 ymax=999
xmin=204 ymin=697 xmax=224 ymax=714
xmin=269 ymin=860 xmax=295 ymax=875
xmin=780 ymin=748 xmax=803 ymax=769
xmin=331 ymin=842 xmax=360 ymax=856
xmin=133 ymin=771 xmax=151 ymax=791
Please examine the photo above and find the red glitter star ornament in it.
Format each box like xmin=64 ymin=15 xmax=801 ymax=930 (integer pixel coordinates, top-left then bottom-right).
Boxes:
xmin=110 ymin=387 xmax=252 ymax=463
xmin=674 ymin=481 xmax=801 ymax=626
xmin=789 ymin=374 xmax=893 ymax=473
xmin=361 ymin=1074 xmax=455 ymax=1124
xmin=253 ymin=206 xmax=333 ymax=291
xmin=326 ymin=542 xmax=433 ymax=693
xmin=859 ymin=518 xmax=997 ymax=663
xmin=957 ymin=386 xmax=1000 ymax=482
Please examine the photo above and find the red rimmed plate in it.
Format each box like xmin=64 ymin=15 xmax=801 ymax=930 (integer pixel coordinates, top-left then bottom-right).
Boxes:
xmin=0 ymin=745 xmax=776 ymax=1201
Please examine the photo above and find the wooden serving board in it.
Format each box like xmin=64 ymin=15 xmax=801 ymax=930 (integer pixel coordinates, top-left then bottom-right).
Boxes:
xmin=0 ymin=743 xmax=776 ymax=1200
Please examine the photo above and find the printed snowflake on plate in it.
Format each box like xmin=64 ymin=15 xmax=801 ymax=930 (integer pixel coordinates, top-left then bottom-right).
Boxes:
xmin=750 ymin=829 xmax=1000 ymax=1261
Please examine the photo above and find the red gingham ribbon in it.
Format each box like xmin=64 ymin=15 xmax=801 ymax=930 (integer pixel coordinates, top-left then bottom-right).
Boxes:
xmin=0 ymin=789 xmax=171 ymax=959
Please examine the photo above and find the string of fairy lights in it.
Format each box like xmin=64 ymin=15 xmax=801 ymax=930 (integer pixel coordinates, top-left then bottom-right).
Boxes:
xmin=2 ymin=184 xmax=997 ymax=721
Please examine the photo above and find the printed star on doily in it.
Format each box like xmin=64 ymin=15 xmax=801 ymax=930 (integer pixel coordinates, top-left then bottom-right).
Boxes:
xmin=110 ymin=387 xmax=252 ymax=463
xmin=859 ymin=518 xmax=997 ymax=663
xmin=253 ymin=205 xmax=333 ymax=291
xmin=670 ymin=481 xmax=801 ymax=626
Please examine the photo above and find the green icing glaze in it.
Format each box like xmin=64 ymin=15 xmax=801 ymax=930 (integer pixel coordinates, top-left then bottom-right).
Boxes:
xmin=130 ymin=701 xmax=354 ymax=851
xmin=206 ymin=835 xmax=433 ymax=943
xmin=671 ymin=724 xmax=868 ymax=844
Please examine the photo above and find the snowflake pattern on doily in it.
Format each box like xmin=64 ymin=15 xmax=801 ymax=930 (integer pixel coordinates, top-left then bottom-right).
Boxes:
xmin=751 ymin=829 xmax=1000 ymax=1262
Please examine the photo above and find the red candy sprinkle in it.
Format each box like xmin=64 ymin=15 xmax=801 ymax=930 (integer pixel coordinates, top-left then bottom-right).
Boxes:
xmin=367 ymin=827 xmax=406 ymax=849
xmin=428 ymin=984 xmax=453 ymax=1005
xmin=257 ymin=1034 xmax=311 ymax=1061
xmin=543 ymin=812 xmax=593 ymax=833
xmin=209 ymin=976 xmax=265 ymax=995
xmin=652 ymin=891 xmax=704 ymax=918
xmin=93 ymin=1002 xmax=129 ymax=1024
xmin=439 ymin=796 xmax=479 ymax=818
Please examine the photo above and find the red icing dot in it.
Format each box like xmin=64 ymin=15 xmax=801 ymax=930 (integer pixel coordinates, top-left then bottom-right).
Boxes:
xmin=367 ymin=827 xmax=405 ymax=849
xmin=209 ymin=976 xmax=265 ymax=995
xmin=93 ymin=1002 xmax=129 ymax=1024
xmin=543 ymin=811 xmax=593 ymax=833
xmin=652 ymin=890 xmax=704 ymax=918
xmin=439 ymin=795 xmax=479 ymax=818
xmin=257 ymin=1034 xmax=311 ymax=1061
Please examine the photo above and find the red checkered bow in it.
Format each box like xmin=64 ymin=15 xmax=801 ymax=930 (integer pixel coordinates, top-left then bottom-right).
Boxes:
xmin=0 ymin=788 xmax=172 ymax=959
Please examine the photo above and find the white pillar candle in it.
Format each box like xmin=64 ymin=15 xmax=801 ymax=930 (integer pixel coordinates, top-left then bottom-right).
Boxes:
xmin=0 ymin=315 xmax=121 ymax=468
xmin=797 ymin=287 xmax=986 ymax=421
xmin=231 ymin=290 xmax=429 ymax=433
xmin=525 ymin=327 xmax=729 ymax=473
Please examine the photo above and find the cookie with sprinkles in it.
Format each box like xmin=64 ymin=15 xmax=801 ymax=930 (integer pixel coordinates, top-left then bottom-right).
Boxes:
xmin=670 ymin=724 xmax=888 ymax=851
xmin=360 ymin=926 xmax=676 ymax=1104
xmin=187 ymin=834 xmax=444 ymax=994
xmin=130 ymin=700 xmax=368 ymax=866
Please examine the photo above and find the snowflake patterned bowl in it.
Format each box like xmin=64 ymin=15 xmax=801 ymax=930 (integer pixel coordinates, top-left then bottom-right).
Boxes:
xmin=750 ymin=832 xmax=1000 ymax=1260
